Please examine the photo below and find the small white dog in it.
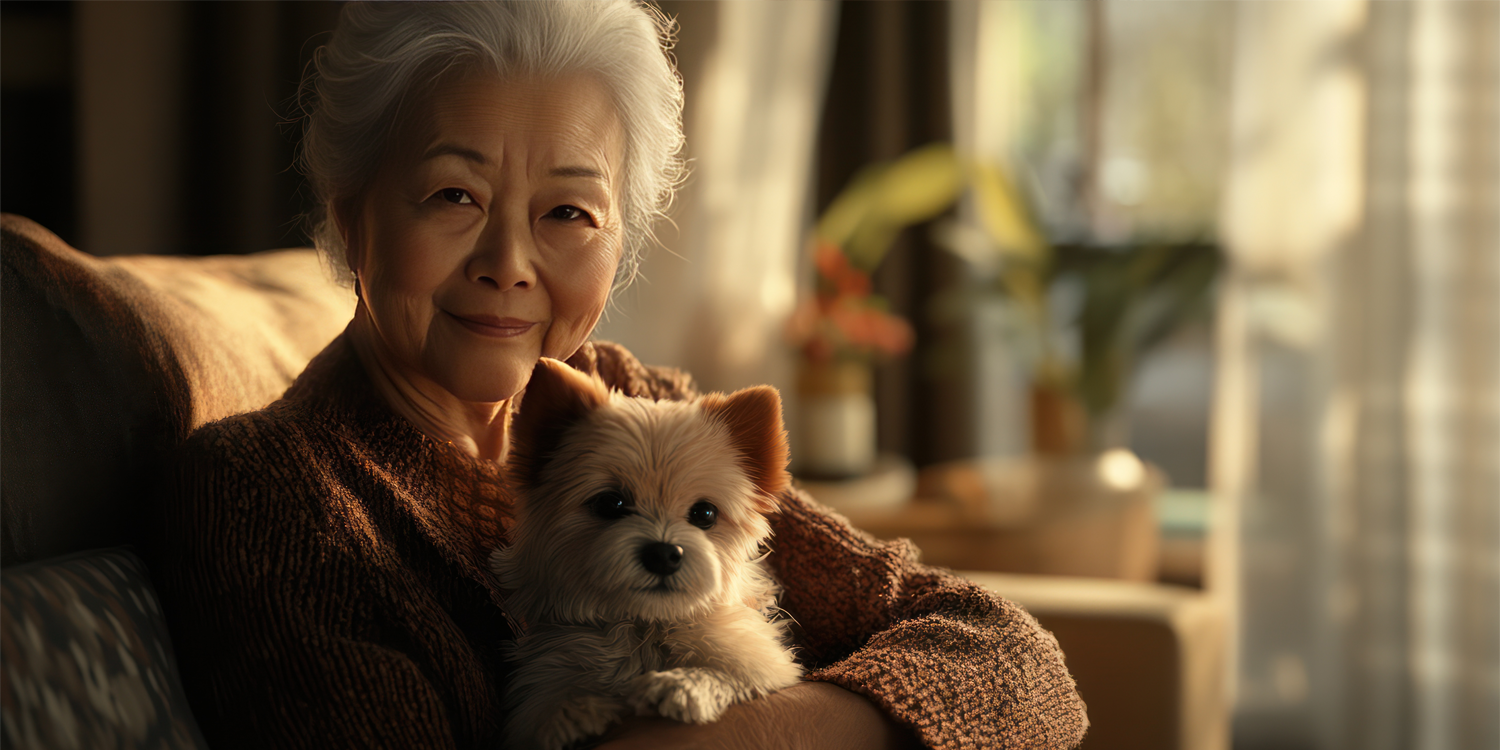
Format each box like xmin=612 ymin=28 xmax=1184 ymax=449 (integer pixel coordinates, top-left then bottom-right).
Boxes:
xmin=491 ymin=359 xmax=803 ymax=750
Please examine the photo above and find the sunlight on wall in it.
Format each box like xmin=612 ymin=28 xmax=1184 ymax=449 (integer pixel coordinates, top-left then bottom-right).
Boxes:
xmin=594 ymin=2 xmax=835 ymax=400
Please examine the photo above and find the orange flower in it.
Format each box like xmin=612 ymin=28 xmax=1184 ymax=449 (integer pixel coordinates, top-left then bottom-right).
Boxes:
xmin=815 ymin=240 xmax=872 ymax=298
xmin=790 ymin=240 xmax=915 ymax=362
xmin=814 ymin=240 xmax=847 ymax=278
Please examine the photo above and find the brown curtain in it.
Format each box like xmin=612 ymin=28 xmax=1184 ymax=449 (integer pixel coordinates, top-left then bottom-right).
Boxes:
xmin=0 ymin=1 xmax=340 ymax=257
xmin=178 ymin=2 xmax=343 ymax=255
xmin=815 ymin=1 xmax=967 ymax=466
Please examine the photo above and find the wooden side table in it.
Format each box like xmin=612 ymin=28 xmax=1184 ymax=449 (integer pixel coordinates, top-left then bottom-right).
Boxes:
xmin=836 ymin=451 xmax=1165 ymax=582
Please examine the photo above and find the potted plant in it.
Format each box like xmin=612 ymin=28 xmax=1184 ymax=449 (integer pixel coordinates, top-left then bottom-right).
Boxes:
xmin=786 ymin=144 xmax=962 ymax=478
xmin=932 ymin=161 xmax=1223 ymax=454
xmin=791 ymin=143 xmax=1222 ymax=468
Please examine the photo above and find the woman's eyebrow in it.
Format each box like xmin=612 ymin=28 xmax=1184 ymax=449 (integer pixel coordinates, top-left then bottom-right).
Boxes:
xmin=550 ymin=165 xmax=606 ymax=181
xmin=418 ymin=145 xmax=603 ymax=182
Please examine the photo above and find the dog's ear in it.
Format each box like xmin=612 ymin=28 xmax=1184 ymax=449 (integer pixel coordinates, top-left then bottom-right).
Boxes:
xmin=509 ymin=358 xmax=609 ymax=485
xmin=699 ymin=386 xmax=790 ymax=512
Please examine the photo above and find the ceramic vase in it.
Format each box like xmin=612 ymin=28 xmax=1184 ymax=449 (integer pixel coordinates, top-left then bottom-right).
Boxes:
xmin=795 ymin=359 xmax=876 ymax=479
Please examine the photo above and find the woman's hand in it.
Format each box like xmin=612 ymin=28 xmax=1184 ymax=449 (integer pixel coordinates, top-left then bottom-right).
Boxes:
xmin=594 ymin=681 xmax=923 ymax=750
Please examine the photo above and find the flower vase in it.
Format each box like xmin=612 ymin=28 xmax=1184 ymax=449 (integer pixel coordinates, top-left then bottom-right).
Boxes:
xmin=795 ymin=359 xmax=876 ymax=480
xmin=1030 ymin=383 xmax=1088 ymax=456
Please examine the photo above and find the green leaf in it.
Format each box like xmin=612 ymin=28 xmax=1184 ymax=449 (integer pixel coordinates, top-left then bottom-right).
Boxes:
xmin=816 ymin=167 xmax=881 ymax=247
xmin=817 ymin=144 xmax=965 ymax=273
xmin=973 ymin=162 xmax=1049 ymax=264
xmin=868 ymin=143 xmax=964 ymax=227
xmin=1130 ymin=245 xmax=1222 ymax=354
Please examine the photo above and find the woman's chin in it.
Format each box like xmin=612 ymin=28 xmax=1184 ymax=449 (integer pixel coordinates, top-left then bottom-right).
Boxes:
xmin=426 ymin=351 xmax=536 ymax=405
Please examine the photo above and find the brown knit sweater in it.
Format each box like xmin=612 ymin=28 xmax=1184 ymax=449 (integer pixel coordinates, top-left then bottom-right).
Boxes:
xmin=154 ymin=332 xmax=1087 ymax=749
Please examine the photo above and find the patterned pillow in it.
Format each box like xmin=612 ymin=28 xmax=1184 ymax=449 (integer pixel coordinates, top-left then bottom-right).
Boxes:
xmin=1 ymin=548 xmax=207 ymax=750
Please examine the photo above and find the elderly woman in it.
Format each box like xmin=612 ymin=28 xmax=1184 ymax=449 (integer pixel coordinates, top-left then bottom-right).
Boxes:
xmin=154 ymin=3 xmax=1087 ymax=749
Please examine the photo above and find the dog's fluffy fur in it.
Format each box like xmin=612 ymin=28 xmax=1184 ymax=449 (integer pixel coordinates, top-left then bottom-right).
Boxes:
xmin=490 ymin=359 xmax=803 ymax=750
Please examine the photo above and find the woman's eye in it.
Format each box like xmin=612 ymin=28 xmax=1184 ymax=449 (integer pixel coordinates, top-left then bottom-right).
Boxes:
xmin=687 ymin=501 xmax=717 ymax=530
xmin=546 ymin=205 xmax=588 ymax=222
xmin=438 ymin=188 xmax=473 ymax=205
xmin=587 ymin=490 xmax=633 ymax=521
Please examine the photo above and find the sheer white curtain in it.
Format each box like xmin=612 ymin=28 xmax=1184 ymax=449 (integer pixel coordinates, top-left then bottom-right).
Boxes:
xmin=1218 ymin=2 xmax=1499 ymax=749
xmin=593 ymin=2 xmax=837 ymax=402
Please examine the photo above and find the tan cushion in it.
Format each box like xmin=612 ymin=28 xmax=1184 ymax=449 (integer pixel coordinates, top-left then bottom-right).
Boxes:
xmin=1 ymin=214 xmax=354 ymax=564
xmin=963 ymin=572 xmax=1230 ymax=750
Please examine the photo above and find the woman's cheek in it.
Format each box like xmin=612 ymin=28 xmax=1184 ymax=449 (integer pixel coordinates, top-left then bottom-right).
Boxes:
xmin=542 ymin=237 xmax=620 ymax=358
xmin=361 ymin=232 xmax=447 ymax=364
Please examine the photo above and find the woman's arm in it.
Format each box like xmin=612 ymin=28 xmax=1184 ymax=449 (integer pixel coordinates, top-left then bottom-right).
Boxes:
xmin=596 ymin=682 xmax=921 ymax=750
xmin=768 ymin=489 xmax=1090 ymax=750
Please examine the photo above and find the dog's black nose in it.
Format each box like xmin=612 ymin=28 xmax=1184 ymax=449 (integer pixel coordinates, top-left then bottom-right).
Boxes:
xmin=640 ymin=542 xmax=683 ymax=577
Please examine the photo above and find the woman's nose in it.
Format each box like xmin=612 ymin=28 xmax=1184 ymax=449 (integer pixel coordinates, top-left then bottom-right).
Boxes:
xmin=466 ymin=220 xmax=537 ymax=291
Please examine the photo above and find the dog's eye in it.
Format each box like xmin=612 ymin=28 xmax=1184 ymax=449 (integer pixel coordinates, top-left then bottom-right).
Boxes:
xmin=687 ymin=500 xmax=718 ymax=530
xmin=588 ymin=490 xmax=633 ymax=521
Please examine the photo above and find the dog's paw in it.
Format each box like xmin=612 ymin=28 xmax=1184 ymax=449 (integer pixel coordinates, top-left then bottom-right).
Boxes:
xmin=528 ymin=694 xmax=625 ymax=750
xmin=630 ymin=668 xmax=737 ymax=724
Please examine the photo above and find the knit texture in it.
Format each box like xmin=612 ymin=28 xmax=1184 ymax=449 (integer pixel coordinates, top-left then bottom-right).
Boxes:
xmin=773 ymin=500 xmax=1090 ymax=748
xmin=153 ymin=332 xmax=1087 ymax=749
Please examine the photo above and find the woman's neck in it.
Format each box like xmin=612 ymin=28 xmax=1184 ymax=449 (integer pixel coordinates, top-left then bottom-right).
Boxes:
xmin=347 ymin=310 xmax=512 ymax=462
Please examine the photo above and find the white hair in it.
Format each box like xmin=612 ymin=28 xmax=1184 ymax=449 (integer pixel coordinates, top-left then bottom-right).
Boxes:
xmin=297 ymin=1 xmax=686 ymax=289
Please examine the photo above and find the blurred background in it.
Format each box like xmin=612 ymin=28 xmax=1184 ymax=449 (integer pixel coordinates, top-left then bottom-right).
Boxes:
xmin=2 ymin=2 xmax=1495 ymax=749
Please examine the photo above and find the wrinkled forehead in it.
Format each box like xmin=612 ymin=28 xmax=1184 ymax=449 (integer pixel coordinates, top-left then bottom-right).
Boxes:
xmin=383 ymin=68 xmax=626 ymax=181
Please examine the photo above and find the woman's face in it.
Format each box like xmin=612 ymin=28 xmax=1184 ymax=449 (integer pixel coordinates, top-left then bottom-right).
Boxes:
xmin=343 ymin=72 xmax=625 ymax=404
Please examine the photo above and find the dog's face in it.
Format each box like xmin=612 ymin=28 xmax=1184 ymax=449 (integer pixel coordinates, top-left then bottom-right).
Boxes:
xmin=495 ymin=359 xmax=790 ymax=625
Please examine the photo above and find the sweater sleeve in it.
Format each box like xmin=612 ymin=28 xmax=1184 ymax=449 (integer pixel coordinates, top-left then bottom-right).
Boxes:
xmin=153 ymin=418 xmax=463 ymax=750
xmin=770 ymin=489 xmax=1089 ymax=750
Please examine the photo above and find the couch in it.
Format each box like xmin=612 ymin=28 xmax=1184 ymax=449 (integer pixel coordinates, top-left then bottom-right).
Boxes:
xmin=1 ymin=214 xmax=353 ymax=747
xmin=0 ymin=214 xmax=1229 ymax=749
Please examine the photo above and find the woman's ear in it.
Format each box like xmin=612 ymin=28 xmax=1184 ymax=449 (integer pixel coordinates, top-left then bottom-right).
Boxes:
xmin=331 ymin=196 xmax=364 ymax=279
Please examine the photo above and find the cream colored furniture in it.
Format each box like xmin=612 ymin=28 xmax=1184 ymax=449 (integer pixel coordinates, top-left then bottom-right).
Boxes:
xmin=842 ymin=453 xmax=1165 ymax=581
xmin=827 ymin=455 xmax=1231 ymax=750
xmin=964 ymin=573 xmax=1229 ymax=750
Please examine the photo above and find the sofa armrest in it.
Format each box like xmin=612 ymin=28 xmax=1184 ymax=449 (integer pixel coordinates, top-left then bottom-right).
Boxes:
xmin=963 ymin=572 xmax=1230 ymax=750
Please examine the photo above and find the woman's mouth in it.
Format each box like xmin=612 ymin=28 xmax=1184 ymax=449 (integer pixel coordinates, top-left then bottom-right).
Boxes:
xmin=446 ymin=311 xmax=537 ymax=339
